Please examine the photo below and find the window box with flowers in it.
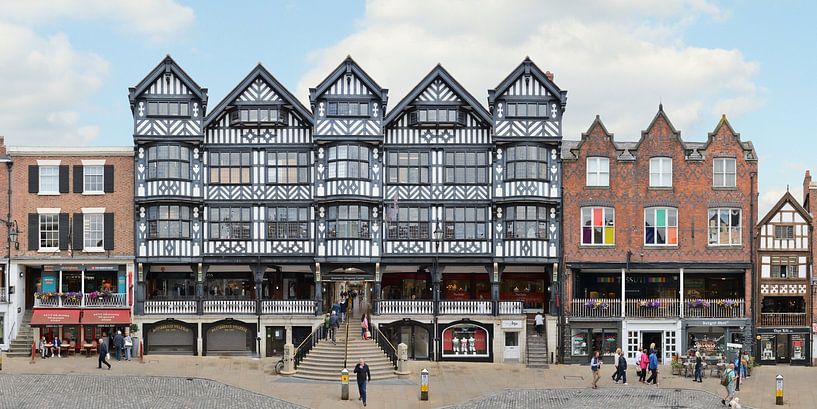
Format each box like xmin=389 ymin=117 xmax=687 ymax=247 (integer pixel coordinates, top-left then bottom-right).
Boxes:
xmin=638 ymin=300 xmax=662 ymax=309
xmin=686 ymin=299 xmax=711 ymax=309
xmin=584 ymin=299 xmax=610 ymax=310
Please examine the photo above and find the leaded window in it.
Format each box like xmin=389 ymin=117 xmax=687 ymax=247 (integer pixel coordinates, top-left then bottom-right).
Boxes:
xmin=708 ymin=208 xmax=741 ymax=246
xmin=327 ymin=205 xmax=370 ymax=239
xmin=506 ymin=102 xmax=549 ymax=118
xmin=148 ymin=205 xmax=191 ymax=239
xmin=327 ymin=102 xmax=369 ymax=117
xmin=581 ymin=207 xmax=615 ymax=245
xmin=229 ymin=107 xmax=286 ymax=126
xmin=444 ymin=207 xmax=488 ymax=240
xmin=644 ymin=207 xmax=678 ymax=246
xmin=147 ymin=145 xmax=191 ymax=180
xmin=266 ymin=207 xmax=310 ymax=240
xmin=505 ymin=205 xmax=548 ymax=239
xmin=387 ymin=207 xmax=429 ymax=240
xmin=444 ymin=151 xmax=489 ymax=184
xmin=147 ymin=101 xmax=189 ymax=117
xmin=209 ymin=152 xmax=251 ymax=184
xmin=266 ymin=151 xmax=309 ymax=184
xmin=209 ymin=207 xmax=251 ymax=240
xmin=327 ymin=144 xmax=370 ymax=180
xmin=506 ymin=145 xmax=548 ymax=180
xmin=387 ymin=151 xmax=429 ymax=184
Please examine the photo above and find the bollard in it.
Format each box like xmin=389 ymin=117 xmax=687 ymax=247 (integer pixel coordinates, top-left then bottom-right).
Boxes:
xmin=396 ymin=343 xmax=410 ymax=377
xmin=420 ymin=368 xmax=429 ymax=401
xmin=775 ymin=374 xmax=783 ymax=405
xmin=341 ymin=368 xmax=349 ymax=400
xmin=30 ymin=341 xmax=36 ymax=364
xmin=0 ymin=351 xmax=3 ymax=371
xmin=139 ymin=340 xmax=144 ymax=363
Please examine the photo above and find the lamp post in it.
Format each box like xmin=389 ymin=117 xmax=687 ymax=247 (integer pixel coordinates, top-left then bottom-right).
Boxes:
xmin=2 ymin=219 xmax=18 ymax=302
xmin=432 ymin=227 xmax=442 ymax=361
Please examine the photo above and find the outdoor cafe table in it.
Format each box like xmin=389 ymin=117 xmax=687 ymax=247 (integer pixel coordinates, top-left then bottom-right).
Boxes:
xmin=83 ymin=343 xmax=93 ymax=357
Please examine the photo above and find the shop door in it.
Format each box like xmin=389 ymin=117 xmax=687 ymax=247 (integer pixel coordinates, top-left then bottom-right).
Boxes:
xmin=504 ymin=332 xmax=520 ymax=361
xmin=776 ymin=334 xmax=790 ymax=363
xmin=206 ymin=323 xmax=253 ymax=356
xmin=642 ymin=331 xmax=662 ymax=362
xmin=25 ymin=267 xmax=41 ymax=310
xmin=265 ymin=326 xmax=286 ymax=357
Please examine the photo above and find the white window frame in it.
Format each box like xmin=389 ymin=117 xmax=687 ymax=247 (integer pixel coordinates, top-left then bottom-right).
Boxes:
xmin=644 ymin=207 xmax=679 ymax=246
xmin=38 ymin=213 xmax=60 ymax=251
xmin=83 ymin=165 xmax=105 ymax=194
xmin=39 ymin=165 xmax=60 ymax=194
xmin=83 ymin=213 xmax=105 ymax=252
xmin=649 ymin=157 xmax=672 ymax=187
xmin=713 ymin=158 xmax=736 ymax=188
xmin=586 ymin=157 xmax=610 ymax=187
xmin=580 ymin=207 xmax=615 ymax=246
xmin=708 ymin=208 xmax=742 ymax=246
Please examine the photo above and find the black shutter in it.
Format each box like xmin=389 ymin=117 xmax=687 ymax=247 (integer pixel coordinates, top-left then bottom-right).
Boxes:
xmin=59 ymin=165 xmax=69 ymax=193
xmin=104 ymin=213 xmax=114 ymax=250
xmin=72 ymin=213 xmax=83 ymax=251
xmin=73 ymin=165 xmax=83 ymax=193
xmin=59 ymin=213 xmax=70 ymax=250
xmin=28 ymin=213 xmax=39 ymax=251
xmin=104 ymin=165 xmax=114 ymax=193
xmin=28 ymin=165 xmax=38 ymax=193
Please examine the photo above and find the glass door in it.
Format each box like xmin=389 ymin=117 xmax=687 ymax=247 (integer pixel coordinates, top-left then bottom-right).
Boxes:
xmin=775 ymin=334 xmax=790 ymax=363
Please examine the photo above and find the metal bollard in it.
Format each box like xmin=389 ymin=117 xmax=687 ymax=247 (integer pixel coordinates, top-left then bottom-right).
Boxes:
xmin=420 ymin=368 xmax=429 ymax=401
xmin=341 ymin=368 xmax=349 ymax=400
xmin=775 ymin=374 xmax=783 ymax=405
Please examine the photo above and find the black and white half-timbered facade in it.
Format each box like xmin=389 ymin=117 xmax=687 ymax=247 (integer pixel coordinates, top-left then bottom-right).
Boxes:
xmin=130 ymin=56 xmax=562 ymax=363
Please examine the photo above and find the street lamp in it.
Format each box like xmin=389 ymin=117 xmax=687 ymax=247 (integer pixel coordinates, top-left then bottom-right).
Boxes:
xmin=432 ymin=226 xmax=442 ymax=360
xmin=0 ymin=219 xmax=18 ymax=250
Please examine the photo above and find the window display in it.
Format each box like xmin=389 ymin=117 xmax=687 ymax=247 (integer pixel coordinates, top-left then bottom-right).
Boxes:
xmin=760 ymin=334 xmax=775 ymax=361
xmin=442 ymin=324 xmax=489 ymax=357
xmin=791 ymin=334 xmax=805 ymax=361
xmin=572 ymin=329 xmax=588 ymax=356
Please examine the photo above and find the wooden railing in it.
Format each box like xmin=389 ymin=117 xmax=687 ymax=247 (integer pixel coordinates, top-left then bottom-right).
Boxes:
xmin=625 ymin=298 xmax=679 ymax=318
xmin=571 ymin=299 xmax=621 ymax=318
xmin=439 ymin=300 xmax=493 ymax=315
xmin=261 ymin=300 xmax=314 ymax=315
xmin=378 ymin=300 xmax=433 ymax=315
xmin=760 ymin=313 xmax=807 ymax=326
xmin=202 ymin=299 xmax=255 ymax=314
xmin=684 ymin=299 xmax=745 ymax=318
xmin=497 ymin=301 xmax=524 ymax=315
xmin=34 ymin=292 xmax=127 ymax=308
xmin=144 ymin=300 xmax=197 ymax=314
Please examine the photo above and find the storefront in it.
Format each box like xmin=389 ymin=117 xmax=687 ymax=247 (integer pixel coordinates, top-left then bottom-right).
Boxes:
xmin=438 ymin=319 xmax=493 ymax=362
xmin=622 ymin=320 xmax=681 ymax=363
xmin=443 ymin=273 xmax=491 ymax=301
xmin=379 ymin=319 xmax=433 ymax=360
xmin=203 ymin=319 xmax=256 ymax=356
xmin=144 ymin=319 xmax=197 ymax=355
xmin=756 ymin=327 xmax=810 ymax=365
xmin=568 ymin=321 xmax=621 ymax=363
xmin=381 ymin=271 xmax=431 ymax=300
xmin=682 ymin=319 xmax=750 ymax=360
xmin=500 ymin=273 xmax=546 ymax=310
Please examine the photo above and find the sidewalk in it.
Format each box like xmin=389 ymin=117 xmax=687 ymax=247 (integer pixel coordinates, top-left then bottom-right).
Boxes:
xmin=2 ymin=354 xmax=813 ymax=408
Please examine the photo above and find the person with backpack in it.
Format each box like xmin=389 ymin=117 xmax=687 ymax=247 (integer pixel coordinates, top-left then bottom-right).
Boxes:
xmin=638 ymin=348 xmax=649 ymax=383
xmin=646 ymin=349 xmax=659 ymax=385
xmin=722 ymin=362 xmax=737 ymax=405
xmin=590 ymin=351 xmax=601 ymax=389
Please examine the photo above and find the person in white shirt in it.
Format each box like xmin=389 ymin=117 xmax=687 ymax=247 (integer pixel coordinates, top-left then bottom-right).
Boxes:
xmin=534 ymin=312 xmax=545 ymax=337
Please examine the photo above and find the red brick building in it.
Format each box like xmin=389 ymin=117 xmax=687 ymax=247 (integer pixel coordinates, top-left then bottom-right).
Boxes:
xmin=801 ymin=171 xmax=817 ymax=364
xmin=0 ymin=137 xmax=12 ymax=349
xmin=560 ymin=107 xmax=757 ymax=364
xmin=3 ymin=146 xmax=134 ymax=350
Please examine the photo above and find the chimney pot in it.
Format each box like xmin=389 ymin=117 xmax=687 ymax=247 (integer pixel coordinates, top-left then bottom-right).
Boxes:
xmin=545 ymin=71 xmax=554 ymax=81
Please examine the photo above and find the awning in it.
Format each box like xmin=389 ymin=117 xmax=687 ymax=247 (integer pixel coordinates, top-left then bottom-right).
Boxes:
xmin=82 ymin=309 xmax=132 ymax=325
xmin=30 ymin=309 xmax=81 ymax=325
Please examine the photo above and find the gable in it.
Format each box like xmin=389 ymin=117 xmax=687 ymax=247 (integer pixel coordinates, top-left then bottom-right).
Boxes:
xmin=415 ymin=79 xmax=461 ymax=103
xmin=143 ymin=72 xmax=193 ymax=95
xmin=501 ymin=75 xmax=549 ymax=97
xmin=128 ymin=55 xmax=207 ymax=104
xmin=236 ymin=78 xmax=281 ymax=103
xmin=323 ymin=73 xmax=374 ymax=97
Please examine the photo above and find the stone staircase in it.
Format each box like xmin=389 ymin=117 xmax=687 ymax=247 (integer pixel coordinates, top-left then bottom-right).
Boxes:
xmin=526 ymin=315 xmax=547 ymax=368
xmin=294 ymin=318 xmax=396 ymax=381
xmin=7 ymin=310 xmax=34 ymax=357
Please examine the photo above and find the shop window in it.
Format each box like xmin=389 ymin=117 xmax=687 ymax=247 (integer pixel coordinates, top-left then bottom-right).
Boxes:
xmin=581 ymin=207 xmax=614 ymax=245
xmin=499 ymin=276 xmax=545 ymax=309
xmin=791 ymin=334 xmax=806 ymax=361
xmin=441 ymin=324 xmax=489 ymax=358
xmin=644 ymin=207 xmax=678 ymax=246
xmin=572 ymin=329 xmax=588 ymax=356
xmin=707 ymin=208 xmax=741 ymax=246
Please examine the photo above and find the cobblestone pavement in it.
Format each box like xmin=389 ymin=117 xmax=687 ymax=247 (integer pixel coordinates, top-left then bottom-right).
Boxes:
xmin=444 ymin=387 xmax=743 ymax=409
xmin=0 ymin=374 xmax=307 ymax=409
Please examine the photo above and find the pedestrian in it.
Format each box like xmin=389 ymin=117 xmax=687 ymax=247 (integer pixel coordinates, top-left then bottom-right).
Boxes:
xmin=114 ymin=330 xmax=125 ymax=361
xmin=360 ymin=313 xmax=369 ymax=340
xmin=693 ymin=350 xmax=703 ymax=382
xmin=590 ymin=351 xmax=601 ymax=389
xmin=617 ymin=349 xmax=628 ymax=385
xmin=611 ymin=348 xmax=621 ymax=383
xmin=340 ymin=299 xmax=348 ymax=323
xmin=53 ymin=335 xmax=62 ymax=358
xmin=329 ymin=311 xmax=340 ymax=344
xmin=38 ymin=335 xmax=47 ymax=359
xmin=634 ymin=348 xmax=643 ymax=379
xmin=323 ymin=313 xmax=331 ymax=340
xmin=646 ymin=348 xmax=659 ymax=385
xmin=741 ymin=351 xmax=750 ymax=377
xmin=124 ymin=333 xmax=133 ymax=361
xmin=639 ymin=348 xmax=649 ymax=383
xmin=98 ymin=337 xmax=111 ymax=370
xmin=534 ymin=312 xmax=544 ymax=337
xmin=721 ymin=362 xmax=737 ymax=406
xmin=354 ymin=358 xmax=371 ymax=407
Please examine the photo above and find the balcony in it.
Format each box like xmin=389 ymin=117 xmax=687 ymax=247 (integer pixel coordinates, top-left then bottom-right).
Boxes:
xmin=202 ymin=299 xmax=255 ymax=314
xmin=760 ymin=313 xmax=807 ymax=326
xmin=34 ymin=292 xmax=128 ymax=308
xmin=625 ymin=298 xmax=680 ymax=318
xmin=261 ymin=300 xmax=315 ymax=315
xmin=497 ymin=301 xmax=524 ymax=315
xmin=439 ymin=300 xmax=493 ymax=315
xmin=378 ymin=300 xmax=434 ymax=315
xmin=144 ymin=300 xmax=197 ymax=315
xmin=684 ymin=299 xmax=745 ymax=318
xmin=571 ymin=299 xmax=622 ymax=318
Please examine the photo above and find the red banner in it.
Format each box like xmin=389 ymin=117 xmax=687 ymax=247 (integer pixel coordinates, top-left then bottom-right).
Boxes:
xmin=83 ymin=309 xmax=131 ymax=325
xmin=30 ymin=309 xmax=81 ymax=325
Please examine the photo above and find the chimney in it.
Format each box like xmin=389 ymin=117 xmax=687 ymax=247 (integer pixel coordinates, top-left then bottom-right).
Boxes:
xmin=545 ymin=71 xmax=554 ymax=82
xmin=0 ymin=135 xmax=6 ymax=156
xmin=804 ymin=170 xmax=813 ymax=205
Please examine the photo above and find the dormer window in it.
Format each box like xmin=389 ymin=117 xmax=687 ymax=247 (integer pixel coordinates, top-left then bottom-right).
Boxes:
xmin=147 ymin=101 xmax=189 ymax=117
xmin=327 ymin=101 xmax=370 ymax=117
xmin=506 ymin=102 xmax=548 ymax=118
xmin=229 ymin=107 xmax=287 ymax=127
xmin=408 ymin=107 xmax=466 ymax=127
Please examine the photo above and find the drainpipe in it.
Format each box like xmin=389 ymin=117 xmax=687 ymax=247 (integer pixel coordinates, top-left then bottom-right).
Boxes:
xmin=749 ymin=171 xmax=756 ymax=355
xmin=5 ymin=161 xmax=12 ymax=303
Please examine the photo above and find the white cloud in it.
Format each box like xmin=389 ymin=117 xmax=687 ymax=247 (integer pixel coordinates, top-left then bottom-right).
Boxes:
xmin=759 ymin=188 xmax=786 ymax=219
xmin=296 ymin=0 xmax=760 ymax=141
xmin=0 ymin=0 xmax=194 ymax=42
xmin=0 ymin=22 xmax=108 ymax=146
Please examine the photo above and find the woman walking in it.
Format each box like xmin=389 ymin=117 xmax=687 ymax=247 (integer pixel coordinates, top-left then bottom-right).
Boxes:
xmin=693 ymin=350 xmax=703 ymax=382
xmin=590 ymin=351 xmax=601 ymax=389
xmin=646 ymin=348 xmax=658 ymax=385
xmin=361 ymin=313 xmax=369 ymax=340
xmin=638 ymin=348 xmax=649 ymax=383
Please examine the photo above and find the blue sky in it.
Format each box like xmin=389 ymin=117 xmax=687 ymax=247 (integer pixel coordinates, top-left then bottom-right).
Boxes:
xmin=0 ymin=0 xmax=814 ymax=214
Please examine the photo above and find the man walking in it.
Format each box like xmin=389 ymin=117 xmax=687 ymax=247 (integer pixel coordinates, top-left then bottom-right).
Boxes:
xmin=590 ymin=351 xmax=601 ymax=389
xmin=534 ymin=312 xmax=544 ymax=337
xmin=616 ymin=350 xmax=628 ymax=385
xmin=354 ymin=358 xmax=371 ymax=407
xmin=340 ymin=299 xmax=348 ymax=323
xmin=722 ymin=362 xmax=737 ymax=406
xmin=98 ymin=337 xmax=111 ymax=370
xmin=329 ymin=311 xmax=340 ymax=344
xmin=113 ymin=330 xmax=125 ymax=361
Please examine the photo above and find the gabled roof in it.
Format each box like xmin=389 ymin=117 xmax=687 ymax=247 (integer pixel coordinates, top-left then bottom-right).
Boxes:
xmin=758 ymin=190 xmax=811 ymax=227
xmin=309 ymin=56 xmax=388 ymax=103
xmin=632 ymin=104 xmax=683 ymax=151
xmin=488 ymin=57 xmax=566 ymax=106
xmin=567 ymin=115 xmax=614 ymax=158
xmin=699 ymin=114 xmax=757 ymax=161
xmin=128 ymin=55 xmax=207 ymax=103
xmin=384 ymin=64 xmax=492 ymax=126
xmin=204 ymin=64 xmax=313 ymax=127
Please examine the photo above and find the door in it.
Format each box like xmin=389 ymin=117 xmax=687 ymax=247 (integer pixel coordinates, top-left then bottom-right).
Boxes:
xmin=642 ymin=331 xmax=662 ymax=362
xmin=265 ymin=326 xmax=286 ymax=357
xmin=25 ymin=267 xmax=41 ymax=309
xmin=504 ymin=332 xmax=520 ymax=360
xmin=776 ymin=334 xmax=790 ymax=363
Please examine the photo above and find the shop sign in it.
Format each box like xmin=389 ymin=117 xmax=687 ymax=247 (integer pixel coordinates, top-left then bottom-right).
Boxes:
xmin=501 ymin=320 xmax=523 ymax=329
xmin=758 ymin=327 xmax=809 ymax=334
xmin=83 ymin=310 xmax=131 ymax=325
xmin=726 ymin=342 xmax=743 ymax=349
xmin=208 ymin=323 xmax=249 ymax=334
xmin=696 ymin=320 xmax=733 ymax=326
xmin=31 ymin=309 xmax=81 ymax=325
xmin=152 ymin=323 xmax=191 ymax=333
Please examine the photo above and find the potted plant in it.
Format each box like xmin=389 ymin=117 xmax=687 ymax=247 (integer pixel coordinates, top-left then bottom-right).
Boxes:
xmin=639 ymin=299 xmax=661 ymax=308
xmin=686 ymin=299 xmax=710 ymax=308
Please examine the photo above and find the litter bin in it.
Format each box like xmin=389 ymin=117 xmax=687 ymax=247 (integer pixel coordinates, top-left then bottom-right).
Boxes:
xmin=131 ymin=336 xmax=140 ymax=357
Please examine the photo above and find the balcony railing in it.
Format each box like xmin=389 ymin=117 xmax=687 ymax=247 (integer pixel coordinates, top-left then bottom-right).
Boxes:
xmin=144 ymin=300 xmax=197 ymax=314
xmin=261 ymin=300 xmax=314 ymax=315
xmin=625 ymin=298 xmax=680 ymax=318
xmin=571 ymin=299 xmax=622 ymax=318
xmin=378 ymin=300 xmax=433 ymax=315
xmin=684 ymin=299 xmax=745 ymax=318
xmin=760 ymin=313 xmax=807 ymax=326
xmin=498 ymin=301 xmax=524 ymax=315
xmin=34 ymin=292 xmax=128 ymax=308
xmin=439 ymin=300 xmax=493 ymax=315
xmin=202 ymin=299 xmax=256 ymax=314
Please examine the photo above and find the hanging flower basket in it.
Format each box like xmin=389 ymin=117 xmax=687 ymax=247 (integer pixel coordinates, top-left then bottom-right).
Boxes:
xmin=584 ymin=299 xmax=609 ymax=310
xmin=87 ymin=290 xmax=113 ymax=300
xmin=34 ymin=292 xmax=59 ymax=301
xmin=686 ymin=299 xmax=710 ymax=308
xmin=639 ymin=300 xmax=661 ymax=308
xmin=716 ymin=299 xmax=737 ymax=308
xmin=60 ymin=292 xmax=82 ymax=302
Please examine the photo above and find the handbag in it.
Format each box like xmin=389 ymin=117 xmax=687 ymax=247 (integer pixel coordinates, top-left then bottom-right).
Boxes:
xmin=125 ymin=340 xmax=133 ymax=347
xmin=365 ymin=330 xmax=371 ymax=339
xmin=106 ymin=353 xmax=111 ymax=360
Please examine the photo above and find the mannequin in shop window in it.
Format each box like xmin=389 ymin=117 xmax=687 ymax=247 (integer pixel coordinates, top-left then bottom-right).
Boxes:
xmin=460 ymin=336 xmax=468 ymax=355
xmin=452 ymin=335 xmax=460 ymax=354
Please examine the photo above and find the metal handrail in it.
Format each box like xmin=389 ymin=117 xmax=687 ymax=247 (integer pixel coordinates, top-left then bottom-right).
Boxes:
xmin=373 ymin=325 xmax=398 ymax=369
xmin=343 ymin=314 xmax=351 ymax=368
xmin=294 ymin=323 xmax=325 ymax=369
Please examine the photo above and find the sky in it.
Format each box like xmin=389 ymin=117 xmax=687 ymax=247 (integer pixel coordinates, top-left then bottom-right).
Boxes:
xmin=0 ymin=0 xmax=815 ymax=215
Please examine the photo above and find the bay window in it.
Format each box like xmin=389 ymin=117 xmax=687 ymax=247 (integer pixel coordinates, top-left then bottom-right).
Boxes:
xmin=506 ymin=145 xmax=548 ymax=180
xmin=505 ymin=205 xmax=548 ymax=239
xmin=328 ymin=144 xmax=370 ymax=180
xmin=327 ymin=205 xmax=370 ymax=239
xmin=147 ymin=145 xmax=191 ymax=180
